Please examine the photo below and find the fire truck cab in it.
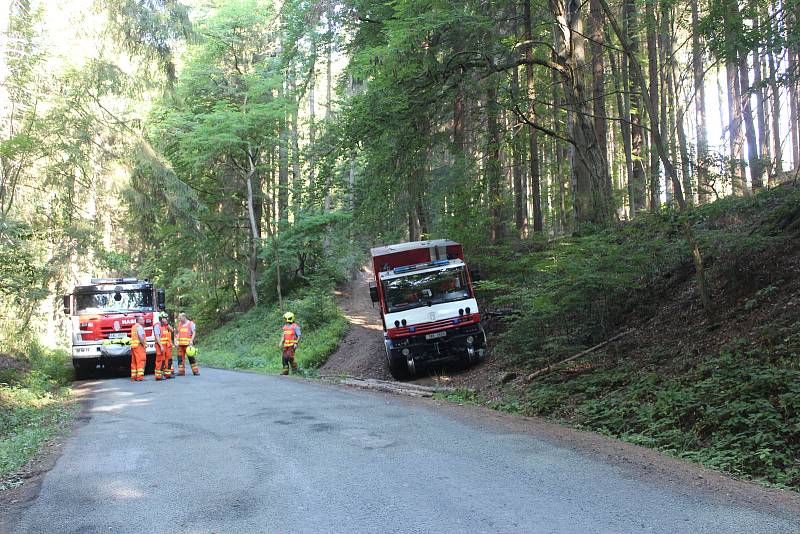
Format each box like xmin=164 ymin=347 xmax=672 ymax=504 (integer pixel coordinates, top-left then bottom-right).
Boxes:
xmin=62 ymin=278 xmax=166 ymax=374
xmin=370 ymin=240 xmax=487 ymax=379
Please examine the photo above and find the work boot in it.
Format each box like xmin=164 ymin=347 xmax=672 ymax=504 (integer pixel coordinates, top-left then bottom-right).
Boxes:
xmin=178 ymin=365 xmax=185 ymax=376
xmin=281 ymin=366 xmax=289 ymax=375
xmin=191 ymin=364 xmax=199 ymax=376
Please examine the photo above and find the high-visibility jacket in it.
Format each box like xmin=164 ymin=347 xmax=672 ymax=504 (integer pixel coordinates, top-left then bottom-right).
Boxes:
xmin=130 ymin=324 xmax=143 ymax=348
xmin=160 ymin=324 xmax=173 ymax=346
xmin=282 ymin=323 xmax=300 ymax=348
xmin=177 ymin=321 xmax=194 ymax=346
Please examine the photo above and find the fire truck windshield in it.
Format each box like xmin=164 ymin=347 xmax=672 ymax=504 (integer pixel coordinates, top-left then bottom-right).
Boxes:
xmin=75 ymin=289 xmax=153 ymax=314
xmin=382 ymin=266 xmax=470 ymax=313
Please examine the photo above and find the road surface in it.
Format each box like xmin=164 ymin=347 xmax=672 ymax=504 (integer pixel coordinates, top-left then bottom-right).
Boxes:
xmin=7 ymin=368 xmax=800 ymax=533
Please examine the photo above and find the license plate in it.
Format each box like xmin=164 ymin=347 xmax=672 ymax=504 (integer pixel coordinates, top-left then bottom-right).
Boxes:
xmin=426 ymin=331 xmax=446 ymax=340
xmin=108 ymin=333 xmax=126 ymax=339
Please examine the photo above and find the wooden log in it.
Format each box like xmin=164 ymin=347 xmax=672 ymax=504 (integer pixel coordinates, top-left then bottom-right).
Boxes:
xmin=525 ymin=329 xmax=635 ymax=382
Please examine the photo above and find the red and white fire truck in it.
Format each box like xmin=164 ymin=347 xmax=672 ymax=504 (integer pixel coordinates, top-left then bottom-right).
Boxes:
xmin=62 ymin=278 xmax=165 ymax=374
xmin=369 ymin=240 xmax=487 ymax=379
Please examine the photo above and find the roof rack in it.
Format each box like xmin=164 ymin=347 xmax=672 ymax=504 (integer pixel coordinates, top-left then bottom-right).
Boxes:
xmin=392 ymin=259 xmax=450 ymax=274
xmin=89 ymin=277 xmax=141 ymax=284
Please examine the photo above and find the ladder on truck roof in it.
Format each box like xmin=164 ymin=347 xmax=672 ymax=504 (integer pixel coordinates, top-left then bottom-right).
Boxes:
xmin=370 ymin=239 xmax=459 ymax=258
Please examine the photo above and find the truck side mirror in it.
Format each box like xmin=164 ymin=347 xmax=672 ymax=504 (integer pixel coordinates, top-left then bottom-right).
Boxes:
xmin=157 ymin=289 xmax=166 ymax=311
xmin=470 ymin=268 xmax=482 ymax=282
xmin=369 ymin=283 xmax=379 ymax=304
xmin=62 ymin=295 xmax=70 ymax=315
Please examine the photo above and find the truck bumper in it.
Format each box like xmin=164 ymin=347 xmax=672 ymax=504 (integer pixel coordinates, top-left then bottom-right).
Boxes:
xmin=387 ymin=325 xmax=487 ymax=366
xmin=72 ymin=342 xmax=156 ymax=364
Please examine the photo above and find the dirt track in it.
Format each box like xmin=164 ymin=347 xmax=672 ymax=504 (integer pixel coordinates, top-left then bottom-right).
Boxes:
xmin=320 ymin=266 xmax=392 ymax=380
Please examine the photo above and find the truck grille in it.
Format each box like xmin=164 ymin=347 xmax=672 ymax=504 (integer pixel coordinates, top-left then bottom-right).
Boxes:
xmin=387 ymin=313 xmax=480 ymax=338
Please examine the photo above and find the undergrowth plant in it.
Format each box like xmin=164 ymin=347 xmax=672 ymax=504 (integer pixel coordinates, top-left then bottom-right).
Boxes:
xmin=0 ymin=345 xmax=76 ymax=489
xmin=199 ymin=289 xmax=349 ymax=374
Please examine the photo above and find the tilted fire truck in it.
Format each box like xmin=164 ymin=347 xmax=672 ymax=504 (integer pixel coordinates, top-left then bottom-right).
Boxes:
xmin=62 ymin=278 xmax=165 ymax=375
xmin=369 ymin=240 xmax=487 ymax=379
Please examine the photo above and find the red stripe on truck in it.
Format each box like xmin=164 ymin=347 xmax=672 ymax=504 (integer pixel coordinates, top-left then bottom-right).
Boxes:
xmin=386 ymin=313 xmax=480 ymax=339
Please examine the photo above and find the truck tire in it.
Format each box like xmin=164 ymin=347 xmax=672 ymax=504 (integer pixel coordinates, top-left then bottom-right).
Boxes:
xmin=73 ymin=360 xmax=93 ymax=380
xmin=387 ymin=346 xmax=413 ymax=380
xmin=388 ymin=358 xmax=411 ymax=380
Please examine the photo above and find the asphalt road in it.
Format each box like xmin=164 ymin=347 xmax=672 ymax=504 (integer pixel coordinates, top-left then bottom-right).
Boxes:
xmin=9 ymin=368 xmax=800 ymax=533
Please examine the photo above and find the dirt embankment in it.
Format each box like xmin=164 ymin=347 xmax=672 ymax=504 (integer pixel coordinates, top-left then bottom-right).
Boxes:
xmin=320 ymin=267 xmax=391 ymax=380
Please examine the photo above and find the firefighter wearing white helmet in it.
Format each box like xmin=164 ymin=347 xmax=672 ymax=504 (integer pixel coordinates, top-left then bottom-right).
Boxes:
xmin=278 ymin=311 xmax=301 ymax=375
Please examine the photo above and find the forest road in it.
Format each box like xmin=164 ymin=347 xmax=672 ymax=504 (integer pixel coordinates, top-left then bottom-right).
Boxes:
xmin=6 ymin=368 xmax=800 ymax=534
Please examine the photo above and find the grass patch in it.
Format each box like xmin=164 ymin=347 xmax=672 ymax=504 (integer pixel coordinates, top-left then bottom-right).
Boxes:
xmin=199 ymin=289 xmax=349 ymax=375
xmin=0 ymin=347 xmax=77 ymax=489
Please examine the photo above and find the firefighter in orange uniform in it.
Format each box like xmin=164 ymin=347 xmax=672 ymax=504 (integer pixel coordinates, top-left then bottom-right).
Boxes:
xmin=176 ymin=312 xmax=199 ymax=376
xmin=279 ymin=312 xmax=301 ymax=375
xmin=130 ymin=315 xmax=146 ymax=381
xmin=153 ymin=312 xmax=174 ymax=380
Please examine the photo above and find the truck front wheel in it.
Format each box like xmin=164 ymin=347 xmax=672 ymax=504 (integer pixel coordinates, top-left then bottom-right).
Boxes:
xmin=387 ymin=347 xmax=413 ymax=381
xmin=73 ymin=360 xmax=95 ymax=380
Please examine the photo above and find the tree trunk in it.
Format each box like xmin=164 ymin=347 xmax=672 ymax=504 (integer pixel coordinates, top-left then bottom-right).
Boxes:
xmin=767 ymin=42 xmax=782 ymax=181
xmin=486 ymin=78 xmax=504 ymax=241
xmin=552 ymin=64 xmax=568 ymax=232
xmin=624 ymin=0 xmax=646 ymax=214
xmin=278 ymin=80 xmax=289 ymax=220
xmin=523 ymin=0 xmax=542 ymax=232
xmin=511 ymin=60 xmax=526 ymax=236
xmin=323 ymin=1 xmax=333 ymax=213
xmin=739 ymin=51 xmax=762 ymax=190
xmin=789 ymin=45 xmax=800 ymax=170
xmin=692 ymin=0 xmax=710 ymax=203
xmin=552 ymin=0 xmax=612 ymax=224
xmin=645 ymin=0 xmax=661 ymax=210
xmin=660 ymin=1 xmax=673 ymax=203
xmin=589 ymin=0 xmax=611 ymax=207
xmin=290 ymin=70 xmax=302 ymax=216
xmin=308 ymin=51 xmax=317 ymax=202
xmin=670 ymin=58 xmax=692 ymax=203
xmin=727 ymin=58 xmax=747 ymax=193
xmin=752 ymin=17 xmax=770 ymax=186
xmin=245 ymin=151 xmax=261 ymax=307
xmin=609 ymin=48 xmax=634 ymax=217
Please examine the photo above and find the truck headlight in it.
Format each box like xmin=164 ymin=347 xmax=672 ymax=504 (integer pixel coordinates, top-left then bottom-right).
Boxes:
xmin=466 ymin=336 xmax=474 ymax=344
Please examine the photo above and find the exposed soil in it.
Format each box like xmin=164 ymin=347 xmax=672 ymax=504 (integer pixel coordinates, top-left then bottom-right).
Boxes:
xmin=320 ymin=266 xmax=392 ymax=380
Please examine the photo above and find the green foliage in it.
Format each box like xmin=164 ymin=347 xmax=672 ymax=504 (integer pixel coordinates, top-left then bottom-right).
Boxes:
xmin=520 ymin=338 xmax=800 ymax=489
xmin=200 ymin=290 xmax=348 ymax=373
xmin=484 ymin=187 xmax=800 ymax=365
xmin=0 ymin=346 xmax=76 ymax=488
xmin=0 ymin=219 xmax=44 ymax=301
